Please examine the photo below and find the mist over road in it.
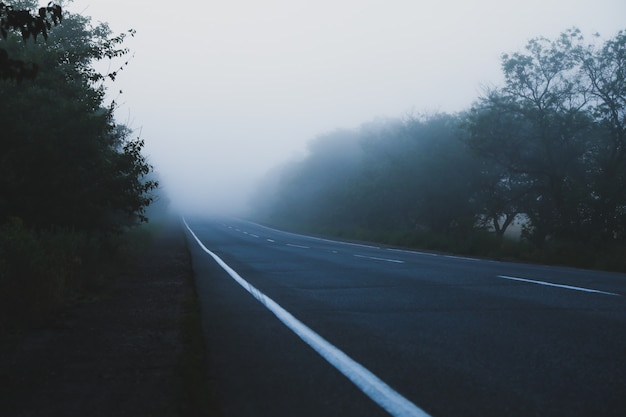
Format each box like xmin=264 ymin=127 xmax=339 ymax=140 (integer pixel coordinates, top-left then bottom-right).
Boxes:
xmin=183 ymin=217 xmax=626 ymax=417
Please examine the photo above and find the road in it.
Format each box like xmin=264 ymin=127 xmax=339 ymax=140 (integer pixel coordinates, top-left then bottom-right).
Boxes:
xmin=183 ymin=217 xmax=626 ymax=417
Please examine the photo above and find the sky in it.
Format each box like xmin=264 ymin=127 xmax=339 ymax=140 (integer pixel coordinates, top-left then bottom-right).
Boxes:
xmin=67 ymin=0 xmax=625 ymax=215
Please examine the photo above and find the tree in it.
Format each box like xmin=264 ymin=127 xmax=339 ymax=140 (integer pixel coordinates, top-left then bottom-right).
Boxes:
xmin=466 ymin=28 xmax=626 ymax=245
xmin=354 ymin=114 xmax=481 ymax=235
xmin=461 ymin=101 xmax=528 ymax=237
xmin=468 ymin=31 xmax=586 ymax=244
xmin=576 ymin=30 xmax=626 ymax=240
xmin=258 ymin=129 xmax=364 ymax=230
xmin=0 ymin=3 xmax=157 ymax=233
xmin=254 ymin=28 xmax=626 ymax=257
xmin=254 ymin=114 xmax=484 ymax=238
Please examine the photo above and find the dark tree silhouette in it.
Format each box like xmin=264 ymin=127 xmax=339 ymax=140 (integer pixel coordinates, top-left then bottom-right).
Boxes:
xmin=1 ymin=3 xmax=157 ymax=232
xmin=0 ymin=2 xmax=62 ymax=80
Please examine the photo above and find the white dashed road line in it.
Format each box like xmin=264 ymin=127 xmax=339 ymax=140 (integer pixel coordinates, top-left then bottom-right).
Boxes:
xmin=286 ymin=244 xmax=310 ymax=249
xmin=354 ymin=254 xmax=405 ymax=264
xmin=497 ymin=275 xmax=621 ymax=296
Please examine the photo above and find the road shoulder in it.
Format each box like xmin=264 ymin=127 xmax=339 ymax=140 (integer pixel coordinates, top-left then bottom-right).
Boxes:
xmin=0 ymin=218 xmax=215 ymax=416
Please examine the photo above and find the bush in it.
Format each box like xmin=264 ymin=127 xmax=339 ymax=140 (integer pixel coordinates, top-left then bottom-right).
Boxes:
xmin=0 ymin=218 xmax=156 ymax=335
xmin=0 ymin=218 xmax=68 ymax=331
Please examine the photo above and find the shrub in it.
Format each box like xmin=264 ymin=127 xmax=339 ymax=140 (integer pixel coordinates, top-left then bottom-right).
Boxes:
xmin=0 ymin=218 xmax=67 ymax=331
xmin=0 ymin=218 xmax=155 ymax=335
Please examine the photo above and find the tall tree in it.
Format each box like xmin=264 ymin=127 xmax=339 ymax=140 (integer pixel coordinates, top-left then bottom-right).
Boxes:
xmin=0 ymin=3 xmax=156 ymax=232
xmin=467 ymin=28 xmax=626 ymax=245
xmin=577 ymin=30 xmax=626 ymax=240
xmin=467 ymin=30 xmax=598 ymax=244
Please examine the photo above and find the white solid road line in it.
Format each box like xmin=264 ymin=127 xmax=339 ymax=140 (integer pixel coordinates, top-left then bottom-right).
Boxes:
xmin=183 ymin=219 xmax=431 ymax=417
xmin=497 ymin=275 xmax=621 ymax=296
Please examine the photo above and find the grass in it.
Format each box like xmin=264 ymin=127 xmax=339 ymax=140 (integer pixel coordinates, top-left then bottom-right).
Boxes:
xmin=0 ymin=215 xmax=219 ymax=415
xmin=0 ymin=217 xmax=161 ymax=336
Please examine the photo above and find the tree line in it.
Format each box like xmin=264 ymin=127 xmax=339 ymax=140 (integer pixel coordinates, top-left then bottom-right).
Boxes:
xmin=252 ymin=28 xmax=626 ymax=270
xmin=1 ymin=2 xmax=158 ymax=331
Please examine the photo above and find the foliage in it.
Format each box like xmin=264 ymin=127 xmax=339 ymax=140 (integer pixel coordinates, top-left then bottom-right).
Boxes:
xmin=466 ymin=28 xmax=626 ymax=246
xmin=254 ymin=114 xmax=484 ymax=236
xmin=0 ymin=3 xmax=158 ymax=331
xmin=0 ymin=216 xmax=160 ymax=334
xmin=0 ymin=1 xmax=61 ymax=80
xmin=253 ymin=28 xmax=626 ymax=271
xmin=0 ymin=3 xmax=157 ymax=233
xmin=0 ymin=217 xmax=87 ymax=331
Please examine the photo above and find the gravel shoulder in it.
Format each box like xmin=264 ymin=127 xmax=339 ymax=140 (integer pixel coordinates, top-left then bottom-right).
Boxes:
xmin=0 ymin=219 xmax=214 ymax=416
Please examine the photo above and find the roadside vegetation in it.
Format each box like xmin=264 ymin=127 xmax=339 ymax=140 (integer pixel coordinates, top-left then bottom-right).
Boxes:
xmin=1 ymin=3 xmax=214 ymax=413
xmin=0 ymin=2 xmax=160 ymax=335
xmin=252 ymin=28 xmax=626 ymax=272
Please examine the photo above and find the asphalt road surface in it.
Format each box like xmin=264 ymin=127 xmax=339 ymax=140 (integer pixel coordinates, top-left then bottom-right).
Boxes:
xmin=183 ymin=217 xmax=626 ymax=417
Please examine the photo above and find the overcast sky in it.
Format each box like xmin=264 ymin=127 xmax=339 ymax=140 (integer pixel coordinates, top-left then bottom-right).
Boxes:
xmin=68 ymin=0 xmax=625 ymax=215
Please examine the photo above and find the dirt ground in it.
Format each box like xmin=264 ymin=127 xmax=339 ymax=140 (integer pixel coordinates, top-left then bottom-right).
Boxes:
xmin=0 ymin=220 xmax=209 ymax=417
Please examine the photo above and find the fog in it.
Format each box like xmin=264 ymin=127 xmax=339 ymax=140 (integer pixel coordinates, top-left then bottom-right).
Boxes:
xmin=69 ymin=0 xmax=625 ymax=216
